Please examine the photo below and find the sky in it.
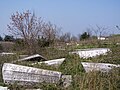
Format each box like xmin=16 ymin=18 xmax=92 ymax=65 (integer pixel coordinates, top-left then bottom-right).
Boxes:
xmin=0 ymin=0 xmax=120 ymax=37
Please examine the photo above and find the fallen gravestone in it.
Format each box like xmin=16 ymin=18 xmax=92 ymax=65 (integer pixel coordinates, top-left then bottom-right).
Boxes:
xmin=70 ymin=48 xmax=110 ymax=58
xmin=14 ymin=54 xmax=47 ymax=63
xmin=32 ymin=58 xmax=65 ymax=66
xmin=81 ymin=62 xmax=120 ymax=72
xmin=2 ymin=63 xmax=62 ymax=85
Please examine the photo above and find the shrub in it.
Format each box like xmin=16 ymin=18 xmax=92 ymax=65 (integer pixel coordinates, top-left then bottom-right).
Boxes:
xmin=59 ymin=54 xmax=85 ymax=75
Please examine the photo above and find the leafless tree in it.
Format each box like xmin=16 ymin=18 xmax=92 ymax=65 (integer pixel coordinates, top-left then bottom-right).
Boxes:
xmin=7 ymin=10 xmax=60 ymax=54
xmin=8 ymin=10 xmax=44 ymax=54
xmin=59 ymin=32 xmax=71 ymax=42
xmin=41 ymin=22 xmax=61 ymax=45
xmin=91 ymin=25 xmax=107 ymax=37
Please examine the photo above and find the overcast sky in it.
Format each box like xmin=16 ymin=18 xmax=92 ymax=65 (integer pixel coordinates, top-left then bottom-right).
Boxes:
xmin=0 ymin=0 xmax=120 ymax=37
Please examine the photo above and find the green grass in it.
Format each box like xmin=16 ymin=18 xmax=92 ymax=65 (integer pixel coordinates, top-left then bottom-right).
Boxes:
xmin=0 ymin=37 xmax=120 ymax=90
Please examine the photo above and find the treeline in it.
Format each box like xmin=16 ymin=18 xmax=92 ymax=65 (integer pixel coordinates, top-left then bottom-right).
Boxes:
xmin=0 ymin=31 xmax=92 ymax=54
xmin=0 ymin=31 xmax=92 ymax=49
xmin=0 ymin=32 xmax=92 ymax=42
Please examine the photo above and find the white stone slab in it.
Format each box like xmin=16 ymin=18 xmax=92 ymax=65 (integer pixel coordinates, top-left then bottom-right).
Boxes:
xmin=32 ymin=58 xmax=65 ymax=66
xmin=2 ymin=63 xmax=62 ymax=85
xmin=81 ymin=62 xmax=120 ymax=72
xmin=17 ymin=54 xmax=47 ymax=61
xmin=70 ymin=48 xmax=110 ymax=58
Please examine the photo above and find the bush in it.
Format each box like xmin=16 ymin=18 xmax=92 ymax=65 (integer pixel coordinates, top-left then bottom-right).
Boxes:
xmin=80 ymin=32 xmax=90 ymax=40
xmin=59 ymin=54 xmax=85 ymax=75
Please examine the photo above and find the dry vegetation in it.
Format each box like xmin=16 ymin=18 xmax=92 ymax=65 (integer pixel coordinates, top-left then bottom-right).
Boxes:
xmin=0 ymin=35 xmax=120 ymax=90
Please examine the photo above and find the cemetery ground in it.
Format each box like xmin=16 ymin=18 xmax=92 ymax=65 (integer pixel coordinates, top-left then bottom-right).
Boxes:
xmin=0 ymin=36 xmax=120 ymax=90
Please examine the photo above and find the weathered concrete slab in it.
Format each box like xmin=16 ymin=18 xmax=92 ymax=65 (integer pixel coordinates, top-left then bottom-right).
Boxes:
xmin=17 ymin=54 xmax=47 ymax=62
xmin=32 ymin=58 xmax=65 ymax=66
xmin=0 ymin=86 xmax=9 ymax=90
xmin=2 ymin=63 xmax=62 ymax=85
xmin=81 ymin=62 xmax=120 ymax=72
xmin=70 ymin=48 xmax=110 ymax=58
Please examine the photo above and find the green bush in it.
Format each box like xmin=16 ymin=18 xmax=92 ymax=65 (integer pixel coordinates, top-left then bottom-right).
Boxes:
xmin=59 ymin=54 xmax=85 ymax=75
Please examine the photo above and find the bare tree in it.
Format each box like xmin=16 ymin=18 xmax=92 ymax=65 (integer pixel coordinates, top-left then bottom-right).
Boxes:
xmin=41 ymin=22 xmax=60 ymax=45
xmin=59 ymin=32 xmax=71 ymax=43
xmin=8 ymin=10 xmax=61 ymax=53
xmin=7 ymin=10 xmax=44 ymax=54
xmin=91 ymin=25 xmax=107 ymax=37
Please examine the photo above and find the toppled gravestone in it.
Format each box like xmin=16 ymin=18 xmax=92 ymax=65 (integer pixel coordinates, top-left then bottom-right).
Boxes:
xmin=16 ymin=54 xmax=65 ymax=66
xmin=81 ymin=62 xmax=120 ymax=72
xmin=32 ymin=58 xmax=65 ymax=66
xmin=16 ymin=54 xmax=47 ymax=62
xmin=2 ymin=63 xmax=61 ymax=85
xmin=2 ymin=63 xmax=72 ymax=88
xmin=70 ymin=48 xmax=110 ymax=58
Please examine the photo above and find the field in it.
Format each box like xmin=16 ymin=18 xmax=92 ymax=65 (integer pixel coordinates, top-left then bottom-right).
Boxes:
xmin=0 ymin=36 xmax=120 ymax=90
